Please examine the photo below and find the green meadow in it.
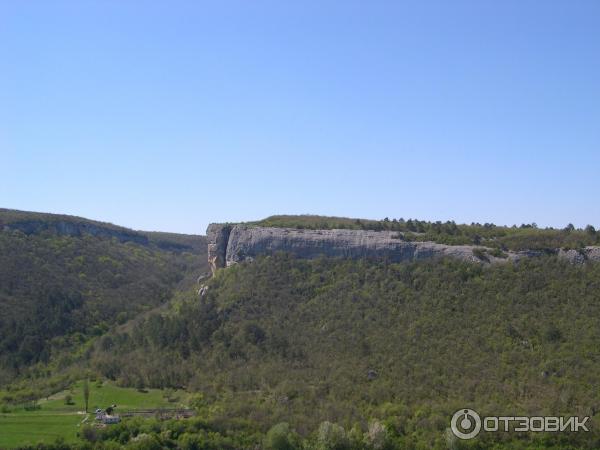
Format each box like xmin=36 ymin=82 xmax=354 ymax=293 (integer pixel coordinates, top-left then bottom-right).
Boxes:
xmin=0 ymin=381 xmax=189 ymax=449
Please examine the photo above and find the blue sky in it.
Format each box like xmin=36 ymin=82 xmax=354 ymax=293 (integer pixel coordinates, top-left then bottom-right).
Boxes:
xmin=1 ymin=1 xmax=599 ymax=234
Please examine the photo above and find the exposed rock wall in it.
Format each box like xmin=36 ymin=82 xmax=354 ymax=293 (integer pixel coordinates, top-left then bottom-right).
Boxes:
xmin=206 ymin=224 xmax=232 ymax=274
xmin=558 ymin=247 xmax=600 ymax=264
xmin=224 ymin=225 xmax=491 ymax=264
xmin=206 ymin=224 xmax=600 ymax=271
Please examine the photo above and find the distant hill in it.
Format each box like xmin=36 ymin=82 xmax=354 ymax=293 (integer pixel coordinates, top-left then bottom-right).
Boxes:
xmin=0 ymin=208 xmax=207 ymax=384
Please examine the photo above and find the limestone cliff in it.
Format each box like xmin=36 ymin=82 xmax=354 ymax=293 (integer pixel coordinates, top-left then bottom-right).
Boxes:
xmin=206 ymin=224 xmax=232 ymax=274
xmin=206 ymin=223 xmax=600 ymax=272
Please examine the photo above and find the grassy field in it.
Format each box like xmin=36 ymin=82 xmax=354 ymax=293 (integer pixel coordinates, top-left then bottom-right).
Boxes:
xmin=0 ymin=380 xmax=188 ymax=449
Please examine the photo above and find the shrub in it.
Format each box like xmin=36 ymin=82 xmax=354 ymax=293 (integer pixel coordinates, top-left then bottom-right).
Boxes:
xmin=81 ymin=425 xmax=98 ymax=442
xmin=488 ymin=247 xmax=508 ymax=258
xmin=472 ymin=248 xmax=489 ymax=261
xmin=364 ymin=420 xmax=389 ymax=449
xmin=316 ymin=421 xmax=349 ymax=450
xmin=545 ymin=324 xmax=563 ymax=343
xmin=264 ymin=422 xmax=300 ymax=450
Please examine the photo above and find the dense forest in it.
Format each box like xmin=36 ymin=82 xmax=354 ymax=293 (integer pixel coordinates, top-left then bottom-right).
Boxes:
xmin=254 ymin=215 xmax=600 ymax=251
xmin=86 ymin=254 xmax=600 ymax=449
xmin=0 ymin=209 xmax=206 ymax=385
xmin=3 ymin=210 xmax=600 ymax=449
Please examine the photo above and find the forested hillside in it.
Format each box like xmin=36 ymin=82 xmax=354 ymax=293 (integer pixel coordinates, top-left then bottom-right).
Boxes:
xmin=0 ymin=209 xmax=206 ymax=385
xmin=3 ymin=210 xmax=600 ymax=448
xmin=89 ymin=254 xmax=600 ymax=448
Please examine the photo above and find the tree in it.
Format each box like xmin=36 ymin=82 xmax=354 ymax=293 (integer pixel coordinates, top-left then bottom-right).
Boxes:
xmin=316 ymin=421 xmax=348 ymax=450
xmin=364 ymin=420 xmax=389 ymax=449
xmin=83 ymin=379 xmax=90 ymax=413
xmin=80 ymin=425 xmax=97 ymax=442
xmin=136 ymin=377 xmax=146 ymax=392
xmin=264 ymin=423 xmax=300 ymax=450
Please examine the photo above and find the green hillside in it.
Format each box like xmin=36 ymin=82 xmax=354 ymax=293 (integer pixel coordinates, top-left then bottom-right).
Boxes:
xmin=89 ymin=254 xmax=600 ymax=449
xmin=0 ymin=209 xmax=207 ymax=386
xmin=3 ymin=210 xmax=600 ymax=449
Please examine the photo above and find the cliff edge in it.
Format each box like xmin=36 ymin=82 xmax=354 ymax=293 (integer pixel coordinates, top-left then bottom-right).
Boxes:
xmin=209 ymin=224 xmax=600 ymax=273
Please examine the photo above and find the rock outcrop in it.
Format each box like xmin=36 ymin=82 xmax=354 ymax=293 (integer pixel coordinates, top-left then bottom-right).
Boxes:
xmin=206 ymin=223 xmax=600 ymax=272
xmin=585 ymin=247 xmax=600 ymax=262
xmin=206 ymin=224 xmax=232 ymax=274
xmin=558 ymin=247 xmax=600 ymax=264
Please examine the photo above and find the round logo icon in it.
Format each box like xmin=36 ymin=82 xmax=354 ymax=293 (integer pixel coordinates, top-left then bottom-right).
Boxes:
xmin=451 ymin=408 xmax=481 ymax=440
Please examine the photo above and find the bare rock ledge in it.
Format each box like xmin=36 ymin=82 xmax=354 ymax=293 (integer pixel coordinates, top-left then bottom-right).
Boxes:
xmin=207 ymin=224 xmax=600 ymax=274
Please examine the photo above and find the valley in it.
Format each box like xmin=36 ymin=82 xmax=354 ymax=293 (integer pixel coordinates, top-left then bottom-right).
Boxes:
xmin=2 ymin=210 xmax=600 ymax=449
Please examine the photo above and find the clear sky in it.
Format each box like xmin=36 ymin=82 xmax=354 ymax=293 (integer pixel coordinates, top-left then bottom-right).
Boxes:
xmin=1 ymin=1 xmax=599 ymax=234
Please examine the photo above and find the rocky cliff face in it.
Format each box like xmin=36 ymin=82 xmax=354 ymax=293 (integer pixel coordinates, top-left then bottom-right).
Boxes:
xmin=206 ymin=224 xmax=600 ymax=272
xmin=223 ymin=225 xmax=493 ymax=263
xmin=206 ymin=224 xmax=232 ymax=274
